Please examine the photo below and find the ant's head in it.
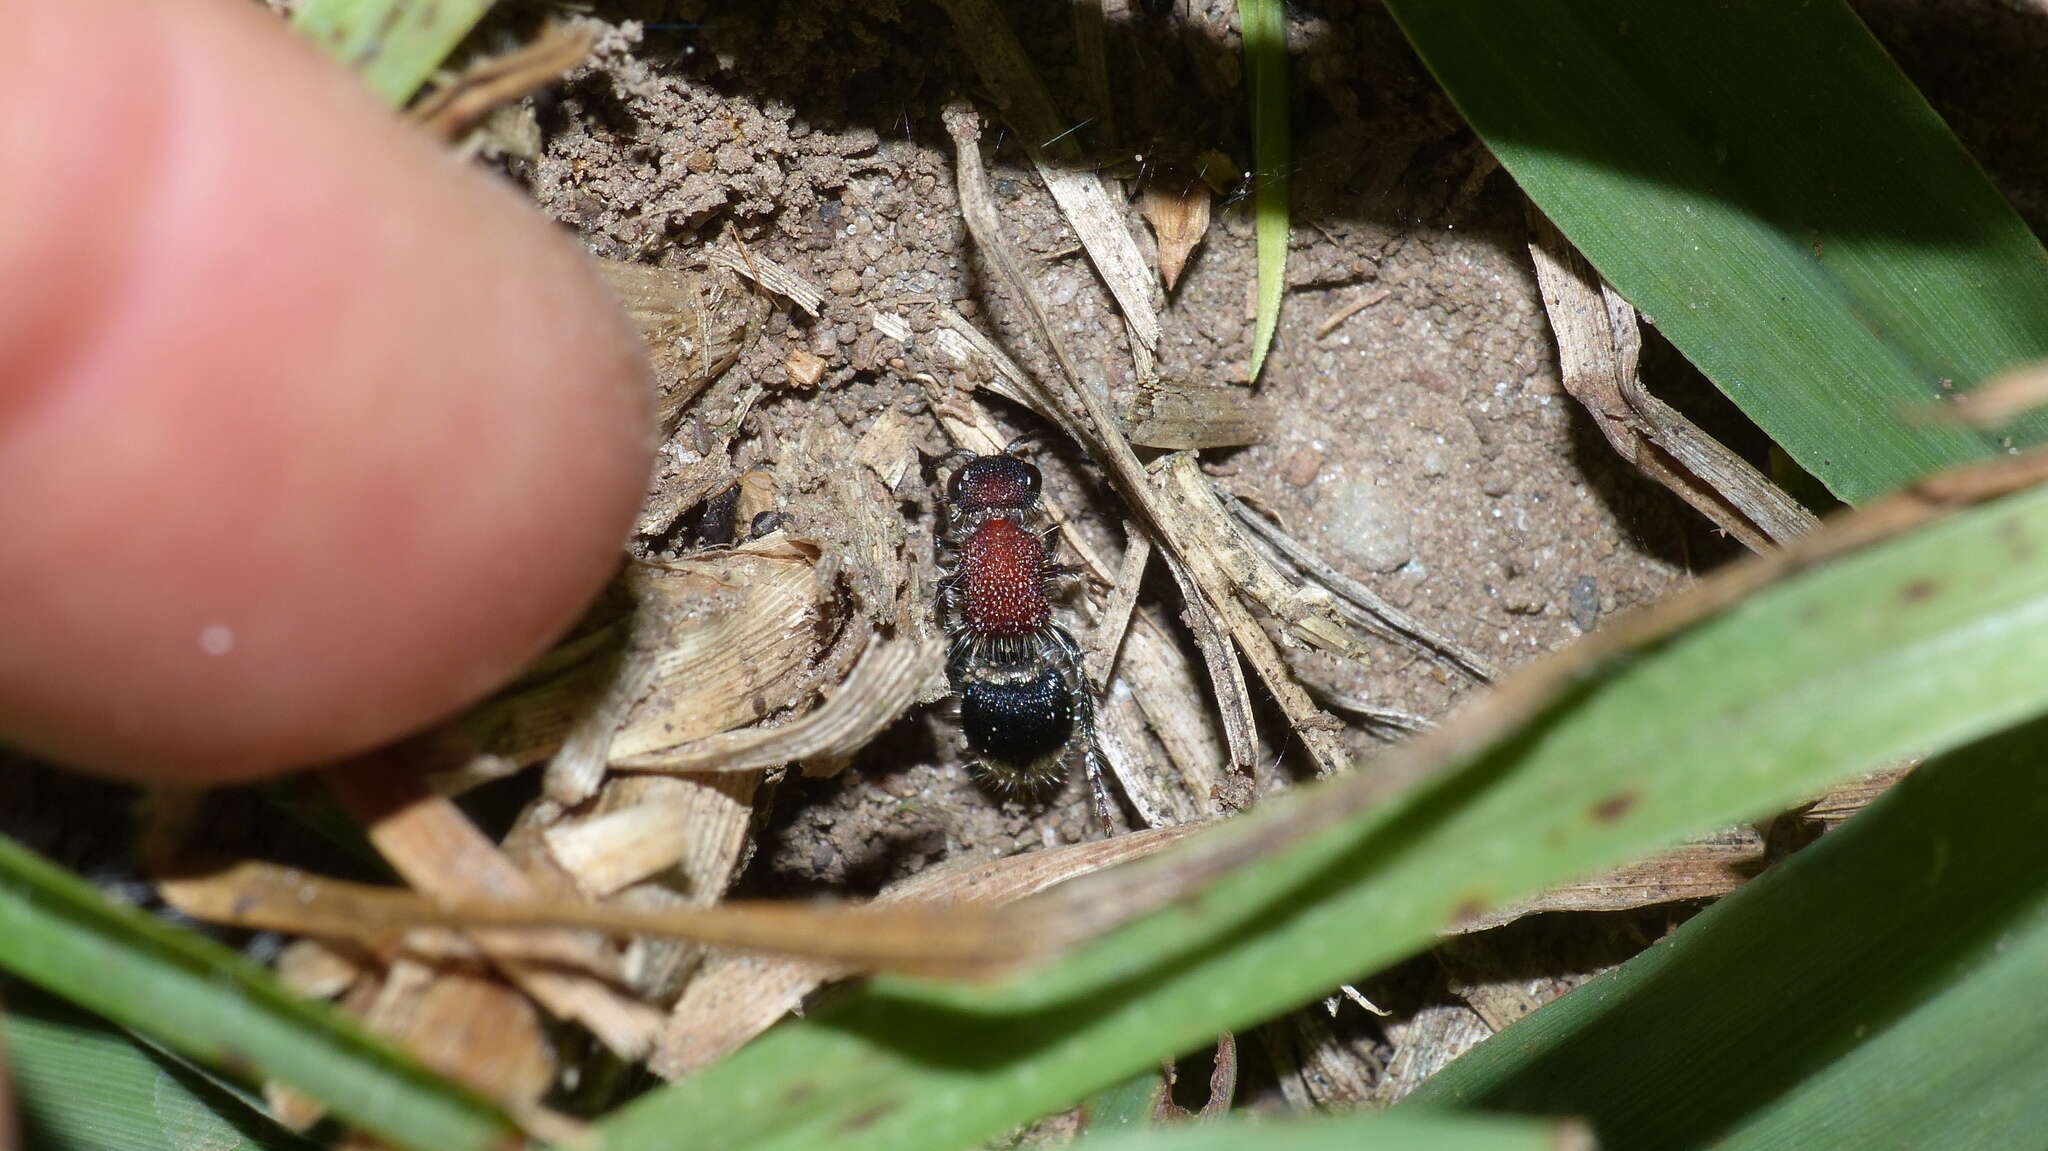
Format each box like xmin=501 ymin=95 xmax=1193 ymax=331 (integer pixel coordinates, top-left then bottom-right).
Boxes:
xmin=949 ymin=452 xmax=1042 ymax=513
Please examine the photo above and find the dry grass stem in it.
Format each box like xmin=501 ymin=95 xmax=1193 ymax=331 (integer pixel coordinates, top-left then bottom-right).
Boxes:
xmin=408 ymin=23 xmax=596 ymax=142
xmin=651 ymin=823 xmax=1207 ymax=1077
xmin=933 ymin=0 xmax=1162 ymax=356
xmin=1150 ymin=454 xmax=1351 ymax=775
xmin=709 ymin=245 xmax=825 ymax=317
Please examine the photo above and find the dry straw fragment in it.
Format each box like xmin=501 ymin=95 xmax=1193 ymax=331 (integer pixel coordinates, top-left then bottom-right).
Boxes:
xmin=1122 ymin=375 xmax=1271 ymax=450
xmin=408 ymin=22 xmax=596 ymax=142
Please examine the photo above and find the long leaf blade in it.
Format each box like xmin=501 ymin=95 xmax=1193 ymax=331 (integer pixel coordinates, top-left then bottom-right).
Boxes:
xmin=1406 ymin=715 xmax=2048 ymax=1149
xmin=1380 ymin=0 xmax=2048 ymax=502
xmin=0 ymin=837 xmax=518 ymax=1151
xmin=6 ymin=985 xmax=321 ymax=1151
xmin=597 ymin=482 xmax=2048 ymax=1150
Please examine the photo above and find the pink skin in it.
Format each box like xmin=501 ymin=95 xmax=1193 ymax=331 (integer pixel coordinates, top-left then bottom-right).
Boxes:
xmin=0 ymin=0 xmax=653 ymax=782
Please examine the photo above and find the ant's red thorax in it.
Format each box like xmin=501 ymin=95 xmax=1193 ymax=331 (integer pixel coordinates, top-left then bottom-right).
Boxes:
xmin=960 ymin=516 xmax=1052 ymax=638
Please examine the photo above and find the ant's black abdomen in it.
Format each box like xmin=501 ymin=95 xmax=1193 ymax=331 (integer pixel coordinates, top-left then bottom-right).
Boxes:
xmin=958 ymin=663 xmax=1075 ymax=783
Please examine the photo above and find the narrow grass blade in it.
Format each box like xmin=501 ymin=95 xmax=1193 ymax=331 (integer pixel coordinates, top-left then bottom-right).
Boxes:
xmin=597 ymin=481 xmax=2048 ymax=1150
xmin=0 ymin=837 xmax=519 ymax=1151
xmin=1406 ymin=715 xmax=2048 ymax=1149
xmin=1081 ymin=1068 xmax=1164 ymax=1136
xmin=6 ymin=985 xmax=320 ymax=1151
xmin=1081 ymin=1111 xmax=1580 ymax=1151
xmin=1380 ymin=0 xmax=2048 ymax=502
xmin=1239 ymin=0 xmax=1289 ymax=382
xmin=292 ymin=0 xmax=497 ymax=106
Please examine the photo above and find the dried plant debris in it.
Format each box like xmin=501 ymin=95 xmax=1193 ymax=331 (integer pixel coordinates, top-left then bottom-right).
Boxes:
xmin=933 ymin=0 xmax=1163 ymax=357
xmin=408 ymin=22 xmax=596 ymax=143
xmin=593 ymin=258 xmax=769 ymax=434
xmin=943 ymin=103 xmax=1359 ymax=786
xmin=1121 ymin=375 xmax=1272 ymax=450
xmin=454 ymin=534 xmax=831 ymax=779
xmin=1138 ymin=176 xmax=1211 ymax=291
xmin=1526 ymin=210 xmax=1819 ymax=551
xmin=651 ymin=823 xmax=1206 ymax=1079
xmin=1228 ymin=494 xmax=1497 ymax=684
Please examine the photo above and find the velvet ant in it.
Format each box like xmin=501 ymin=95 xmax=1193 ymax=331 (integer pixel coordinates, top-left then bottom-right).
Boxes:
xmin=935 ymin=440 xmax=1111 ymax=825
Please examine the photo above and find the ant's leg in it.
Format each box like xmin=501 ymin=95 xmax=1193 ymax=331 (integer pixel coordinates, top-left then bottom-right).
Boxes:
xmin=1003 ymin=432 xmax=1049 ymax=457
xmin=947 ymin=630 xmax=979 ymax=678
xmin=1046 ymin=627 xmax=1116 ymax=833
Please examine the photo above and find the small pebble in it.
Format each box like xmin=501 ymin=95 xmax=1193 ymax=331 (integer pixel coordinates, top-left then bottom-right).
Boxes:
xmin=785 ymin=348 xmax=827 ymax=388
xmin=1318 ymin=479 xmax=1414 ymax=573
xmin=828 ymin=267 xmax=861 ymax=296
xmin=1283 ymin=448 xmax=1325 ymax=487
xmin=1569 ymin=576 xmax=1601 ymax=631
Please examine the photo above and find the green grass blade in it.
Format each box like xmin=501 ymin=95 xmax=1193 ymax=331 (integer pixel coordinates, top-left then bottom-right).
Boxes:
xmin=292 ymin=0 xmax=497 ymax=106
xmin=1081 ymin=1068 xmax=1164 ymax=1136
xmin=1405 ymin=715 xmax=2048 ymax=1149
xmin=596 ymin=483 xmax=2048 ymax=1151
xmin=1080 ymin=1111 xmax=1578 ymax=1151
xmin=1380 ymin=0 xmax=2048 ymax=503
xmin=0 ymin=837 xmax=519 ymax=1151
xmin=1240 ymin=0 xmax=1289 ymax=382
xmin=7 ymin=985 xmax=321 ymax=1151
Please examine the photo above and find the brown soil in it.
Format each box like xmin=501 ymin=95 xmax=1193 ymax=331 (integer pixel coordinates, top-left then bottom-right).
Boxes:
xmin=507 ymin=0 xmax=1728 ymax=891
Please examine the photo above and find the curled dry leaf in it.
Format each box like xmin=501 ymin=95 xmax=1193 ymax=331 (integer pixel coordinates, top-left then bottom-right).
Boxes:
xmin=610 ymin=636 xmax=940 ymax=775
xmin=457 ymin=535 xmax=831 ymax=778
xmin=610 ymin=538 xmax=830 ymax=763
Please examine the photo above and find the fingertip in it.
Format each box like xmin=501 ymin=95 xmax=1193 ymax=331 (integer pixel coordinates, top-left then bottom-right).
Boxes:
xmin=0 ymin=0 xmax=652 ymax=782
